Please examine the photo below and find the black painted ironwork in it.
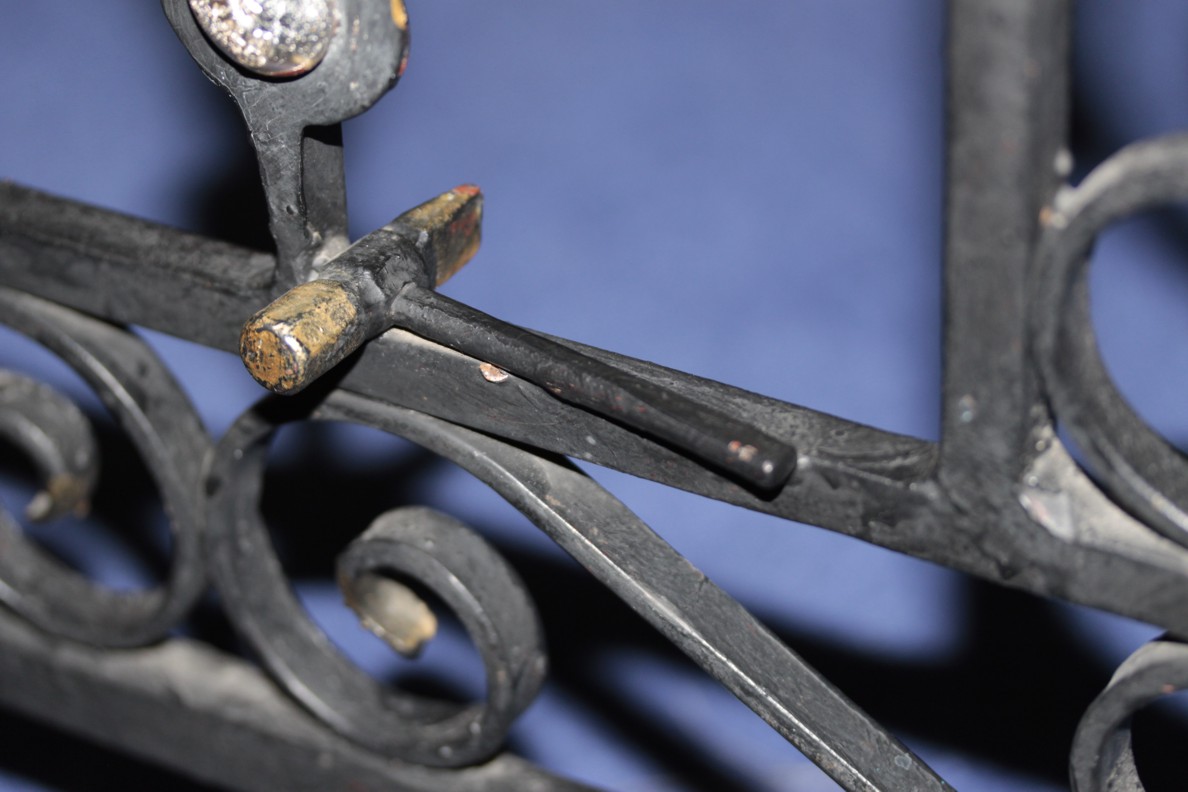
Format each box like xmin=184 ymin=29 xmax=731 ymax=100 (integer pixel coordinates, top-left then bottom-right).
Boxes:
xmin=0 ymin=0 xmax=1186 ymax=789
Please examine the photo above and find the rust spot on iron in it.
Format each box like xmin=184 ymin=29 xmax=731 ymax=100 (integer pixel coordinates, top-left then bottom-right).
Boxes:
xmin=479 ymin=362 xmax=509 ymax=383
xmin=727 ymin=440 xmax=759 ymax=464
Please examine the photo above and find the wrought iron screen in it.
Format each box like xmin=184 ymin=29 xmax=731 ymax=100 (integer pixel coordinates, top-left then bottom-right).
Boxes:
xmin=1 ymin=1 xmax=1187 ymax=790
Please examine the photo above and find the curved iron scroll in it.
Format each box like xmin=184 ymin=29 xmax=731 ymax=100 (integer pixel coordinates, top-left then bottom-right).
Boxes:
xmin=1070 ymin=638 xmax=1188 ymax=792
xmin=0 ymin=288 xmax=209 ymax=647
xmin=1033 ymin=133 xmax=1188 ymax=547
xmin=206 ymin=387 xmax=951 ymax=789
xmin=206 ymin=395 xmax=547 ymax=767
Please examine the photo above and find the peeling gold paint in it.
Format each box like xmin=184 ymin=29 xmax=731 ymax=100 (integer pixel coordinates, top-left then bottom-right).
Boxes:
xmin=435 ymin=234 xmax=481 ymax=285
xmin=26 ymin=473 xmax=91 ymax=521
xmin=344 ymin=573 xmax=437 ymax=658
xmin=390 ymin=0 xmax=408 ymax=31
xmin=395 ymin=185 xmax=483 ymax=286
xmin=240 ymin=280 xmax=358 ymax=394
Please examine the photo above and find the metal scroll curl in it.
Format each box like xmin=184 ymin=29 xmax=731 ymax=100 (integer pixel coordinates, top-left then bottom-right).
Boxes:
xmin=0 ymin=287 xmax=209 ymax=646
xmin=1070 ymin=637 xmax=1188 ymax=792
xmin=204 ymin=393 xmax=548 ymax=768
xmin=1032 ymin=133 xmax=1188 ymax=547
xmin=206 ymin=386 xmax=951 ymax=789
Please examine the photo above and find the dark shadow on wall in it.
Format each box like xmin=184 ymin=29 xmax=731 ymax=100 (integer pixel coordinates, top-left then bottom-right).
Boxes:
xmin=176 ymin=73 xmax=274 ymax=254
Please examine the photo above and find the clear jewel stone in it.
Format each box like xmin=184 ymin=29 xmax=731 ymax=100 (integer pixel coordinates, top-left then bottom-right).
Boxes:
xmin=189 ymin=0 xmax=337 ymax=77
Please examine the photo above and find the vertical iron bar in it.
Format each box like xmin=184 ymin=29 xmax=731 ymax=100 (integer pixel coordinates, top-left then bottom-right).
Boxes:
xmin=940 ymin=0 xmax=1070 ymax=475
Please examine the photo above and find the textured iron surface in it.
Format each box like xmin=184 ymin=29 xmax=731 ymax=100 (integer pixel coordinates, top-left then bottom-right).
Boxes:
xmin=1 ymin=0 xmax=1187 ymax=790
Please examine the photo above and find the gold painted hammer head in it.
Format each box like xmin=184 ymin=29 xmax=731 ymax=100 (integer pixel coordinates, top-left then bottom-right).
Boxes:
xmin=240 ymin=185 xmax=483 ymax=394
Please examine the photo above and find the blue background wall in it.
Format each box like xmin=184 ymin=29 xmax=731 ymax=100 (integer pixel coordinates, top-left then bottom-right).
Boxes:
xmin=2 ymin=2 xmax=1188 ymax=790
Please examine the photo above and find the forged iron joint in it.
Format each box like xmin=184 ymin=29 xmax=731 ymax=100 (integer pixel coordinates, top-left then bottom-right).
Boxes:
xmin=240 ymin=186 xmax=484 ymax=394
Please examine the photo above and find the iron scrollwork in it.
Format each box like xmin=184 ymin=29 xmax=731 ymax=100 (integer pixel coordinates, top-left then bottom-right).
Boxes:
xmin=2 ymin=0 xmax=1188 ymax=790
xmin=0 ymin=289 xmax=208 ymax=648
xmin=206 ymin=393 xmax=549 ymax=768
xmin=1032 ymin=134 xmax=1188 ymax=547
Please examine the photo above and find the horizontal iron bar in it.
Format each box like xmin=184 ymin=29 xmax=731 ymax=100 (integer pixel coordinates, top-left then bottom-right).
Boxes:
xmin=0 ymin=606 xmax=590 ymax=792
xmin=0 ymin=181 xmax=274 ymax=350
xmin=5 ymin=182 xmax=1188 ymax=636
xmin=0 ymin=182 xmax=930 ymax=499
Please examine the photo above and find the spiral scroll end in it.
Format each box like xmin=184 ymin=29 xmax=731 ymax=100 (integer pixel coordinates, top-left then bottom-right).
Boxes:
xmin=343 ymin=572 xmax=438 ymax=658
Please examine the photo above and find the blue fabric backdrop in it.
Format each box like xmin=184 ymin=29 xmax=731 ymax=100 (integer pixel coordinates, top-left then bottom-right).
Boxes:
xmin=2 ymin=2 xmax=1187 ymax=790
